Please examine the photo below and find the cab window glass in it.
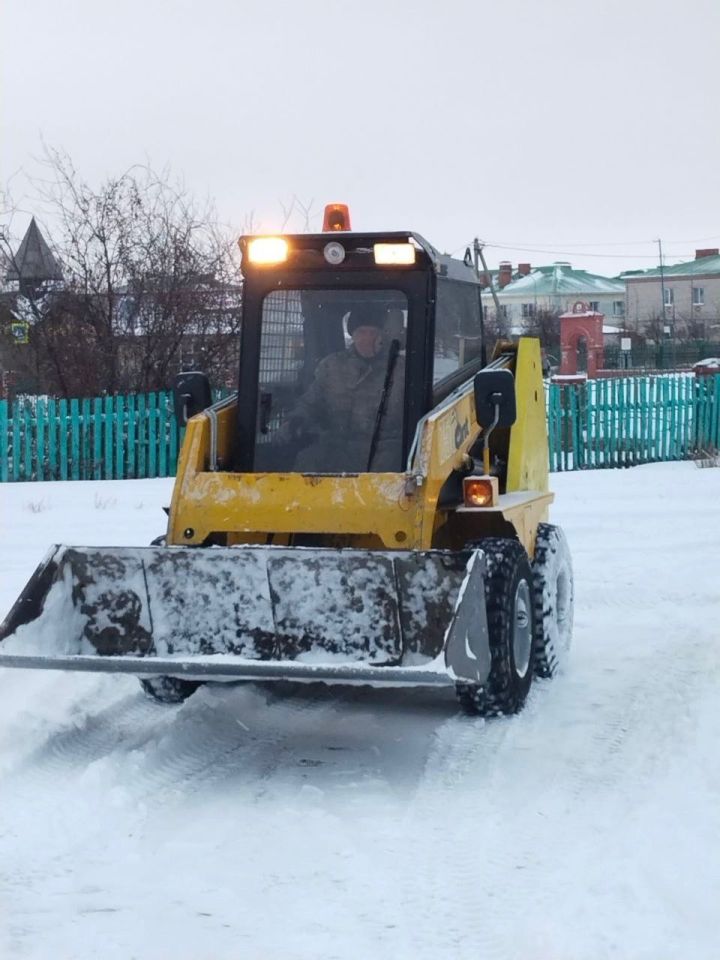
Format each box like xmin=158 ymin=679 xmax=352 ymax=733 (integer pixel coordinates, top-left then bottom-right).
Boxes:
xmin=433 ymin=279 xmax=483 ymax=383
xmin=254 ymin=289 xmax=408 ymax=473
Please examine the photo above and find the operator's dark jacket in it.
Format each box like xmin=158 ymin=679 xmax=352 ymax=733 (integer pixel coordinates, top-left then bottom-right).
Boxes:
xmin=289 ymin=343 xmax=405 ymax=472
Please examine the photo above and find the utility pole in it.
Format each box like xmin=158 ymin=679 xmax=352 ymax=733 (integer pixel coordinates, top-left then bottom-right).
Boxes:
xmin=473 ymin=238 xmax=505 ymax=336
xmin=657 ymin=238 xmax=667 ymax=328
xmin=657 ymin=238 xmax=674 ymax=368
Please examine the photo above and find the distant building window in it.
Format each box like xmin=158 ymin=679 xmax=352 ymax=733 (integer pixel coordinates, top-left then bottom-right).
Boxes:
xmin=612 ymin=300 xmax=625 ymax=318
xmin=664 ymin=287 xmax=674 ymax=307
xmin=693 ymin=287 xmax=704 ymax=306
xmin=589 ymin=301 xmax=600 ymax=312
xmin=521 ymin=303 xmax=535 ymax=319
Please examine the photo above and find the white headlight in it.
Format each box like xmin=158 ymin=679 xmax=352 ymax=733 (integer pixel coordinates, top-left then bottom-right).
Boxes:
xmin=247 ymin=237 xmax=289 ymax=264
xmin=373 ymin=243 xmax=415 ymax=266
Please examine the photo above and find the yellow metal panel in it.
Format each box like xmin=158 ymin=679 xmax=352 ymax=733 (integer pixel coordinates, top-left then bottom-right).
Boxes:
xmin=415 ymin=383 xmax=480 ymax=548
xmin=454 ymin=491 xmax=553 ymax=558
xmin=169 ymin=469 xmax=419 ymax=548
xmin=169 ymin=405 xmax=422 ymax=548
xmin=506 ymin=338 xmax=549 ymax=493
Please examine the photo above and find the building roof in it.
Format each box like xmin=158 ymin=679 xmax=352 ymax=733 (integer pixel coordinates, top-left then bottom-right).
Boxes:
xmin=5 ymin=218 xmax=63 ymax=283
xmin=488 ymin=262 xmax=625 ymax=298
xmin=622 ymin=253 xmax=720 ymax=280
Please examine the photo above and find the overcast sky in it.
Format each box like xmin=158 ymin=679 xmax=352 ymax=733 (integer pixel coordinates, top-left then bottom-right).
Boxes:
xmin=3 ymin=0 xmax=719 ymax=276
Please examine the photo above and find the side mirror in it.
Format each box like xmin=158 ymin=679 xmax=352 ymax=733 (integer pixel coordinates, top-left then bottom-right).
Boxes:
xmin=473 ymin=369 xmax=516 ymax=428
xmin=173 ymin=371 xmax=212 ymax=425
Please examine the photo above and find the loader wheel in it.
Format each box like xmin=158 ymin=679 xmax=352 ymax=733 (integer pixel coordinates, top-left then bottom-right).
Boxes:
xmin=456 ymin=538 xmax=535 ymax=717
xmin=139 ymin=676 xmax=201 ymax=704
xmin=532 ymin=523 xmax=574 ymax=678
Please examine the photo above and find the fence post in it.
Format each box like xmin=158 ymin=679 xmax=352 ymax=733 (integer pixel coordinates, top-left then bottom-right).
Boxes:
xmin=47 ymin=398 xmax=57 ymax=479
xmin=148 ymin=392 xmax=157 ymax=478
xmin=22 ymin=402 xmax=32 ymax=480
xmin=546 ymin=385 xmax=556 ymax=472
xmin=92 ymin=397 xmax=103 ymax=480
xmin=169 ymin=403 xmax=180 ymax=475
xmin=116 ymin=394 xmax=125 ymax=480
xmin=696 ymin=375 xmax=711 ymax=452
xmin=571 ymin=386 xmax=582 ymax=469
xmin=158 ymin=391 xmax=167 ymax=477
xmin=70 ymin=398 xmax=80 ymax=481
xmin=59 ymin=398 xmax=68 ymax=480
xmin=668 ymin=375 xmax=676 ymax=460
xmin=0 ymin=400 xmax=8 ymax=482
xmin=126 ymin=394 xmax=136 ymax=479
xmin=104 ymin=396 xmax=114 ymax=480
xmin=660 ymin=375 xmax=668 ymax=460
xmin=81 ymin=398 xmax=91 ymax=480
xmin=562 ymin=387 xmax=572 ymax=471
xmin=36 ymin=398 xmax=46 ymax=482
xmin=648 ymin=377 xmax=657 ymax=462
xmin=11 ymin=401 xmax=20 ymax=481
xmin=586 ymin=381 xmax=595 ymax=469
xmin=638 ymin=378 xmax=647 ymax=465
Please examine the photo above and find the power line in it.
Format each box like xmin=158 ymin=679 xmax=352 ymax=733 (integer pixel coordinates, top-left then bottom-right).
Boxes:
xmin=449 ymin=232 xmax=718 ymax=263
xmin=481 ymin=242 xmax=692 ymax=261
xmin=481 ymin=234 xmax=720 ymax=249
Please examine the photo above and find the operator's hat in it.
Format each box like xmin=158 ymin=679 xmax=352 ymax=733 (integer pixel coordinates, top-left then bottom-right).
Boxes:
xmin=347 ymin=304 xmax=386 ymax=335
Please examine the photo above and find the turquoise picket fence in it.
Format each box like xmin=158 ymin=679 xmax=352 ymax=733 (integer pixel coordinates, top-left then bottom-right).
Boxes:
xmin=0 ymin=390 xmax=226 ymax=483
xmin=547 ymin=374 xmax=720 ymax=471
xmin=1 ymin=376 xmax=718 ymax=481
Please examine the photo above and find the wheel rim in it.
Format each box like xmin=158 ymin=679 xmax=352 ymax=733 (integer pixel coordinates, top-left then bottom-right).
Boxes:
xmin=513 ymin=578 xmax=532 ymax=678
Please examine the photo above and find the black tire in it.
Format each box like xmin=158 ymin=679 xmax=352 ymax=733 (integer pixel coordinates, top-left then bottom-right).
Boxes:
xmin=139 ymin=675 xmax=201 ymax=704
xmin=532 ymin=523 xmax=574 ymax=678
xmin=456 ymin=538 xmax=536 ymax=717
xmin=142 ymin=535 xmax=204 ymax=704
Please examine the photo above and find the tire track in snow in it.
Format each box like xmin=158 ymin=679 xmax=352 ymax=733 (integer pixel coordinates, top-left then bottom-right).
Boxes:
xmin=1 ymin=678 xmax=460 ymax=960
xmin=1 ymin=683 xmax=295 ymax=822
xmin=386 ymin=713 xmax=526 ymax=960
xmin=0 ymin=680 xmax=446 ymax=861
xmin=389 ymin=612 xmax=720 ymax=960
xmin=0 ymin=681 xmax=358 ymax=940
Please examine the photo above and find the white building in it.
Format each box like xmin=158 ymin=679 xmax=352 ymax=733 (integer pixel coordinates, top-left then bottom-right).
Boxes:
xmin=482 ymin=261 xmax=626 ymax=331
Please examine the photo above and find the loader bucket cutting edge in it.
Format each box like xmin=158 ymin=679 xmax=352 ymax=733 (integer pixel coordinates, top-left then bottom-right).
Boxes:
xmin=0 ymin=545 xmax=491 ymax=686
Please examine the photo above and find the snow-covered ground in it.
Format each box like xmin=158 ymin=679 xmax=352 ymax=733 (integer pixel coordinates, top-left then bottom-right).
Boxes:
xmin=0 ymin=464 xmax=718 ymax=960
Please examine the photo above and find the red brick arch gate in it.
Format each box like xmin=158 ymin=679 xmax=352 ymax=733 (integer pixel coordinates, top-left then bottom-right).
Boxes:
xmin=559 ymin=301 xmax=605 ymax=378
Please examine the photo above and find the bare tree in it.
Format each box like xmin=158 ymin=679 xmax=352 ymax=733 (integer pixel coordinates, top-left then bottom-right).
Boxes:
xmin=642 ymin=312 xmax=667 ymax=344
xmin=521 ymin=307 xmax=562 ymax=358
xmin=678 ymin=313 xmax=707 ymax=341
xmin=18 ymin=148 xmax=242 ymax=396
xmin=278 ymin=195 xmax=317 ymax=232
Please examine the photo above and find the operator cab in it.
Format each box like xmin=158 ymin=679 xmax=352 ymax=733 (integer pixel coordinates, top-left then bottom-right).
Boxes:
xmin=235 ymin=205 xmax=486 ymax=474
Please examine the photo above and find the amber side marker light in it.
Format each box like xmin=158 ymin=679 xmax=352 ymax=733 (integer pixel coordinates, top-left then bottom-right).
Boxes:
xmin=247 ymin=237 xmax=289 ymax=265
xmin=463 ymin=476 xmax=499 ymax=508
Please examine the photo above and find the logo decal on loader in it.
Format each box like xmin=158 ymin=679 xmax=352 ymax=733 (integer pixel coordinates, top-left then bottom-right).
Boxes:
xmin=454 ymin=416 xmax=469 ymax=448
xmin=438 ymin=409 xmax=471 ymax=463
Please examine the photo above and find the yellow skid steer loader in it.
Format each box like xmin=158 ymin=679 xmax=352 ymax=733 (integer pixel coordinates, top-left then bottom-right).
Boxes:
xmin=0 ymin=207 xmax=574 ymax=715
